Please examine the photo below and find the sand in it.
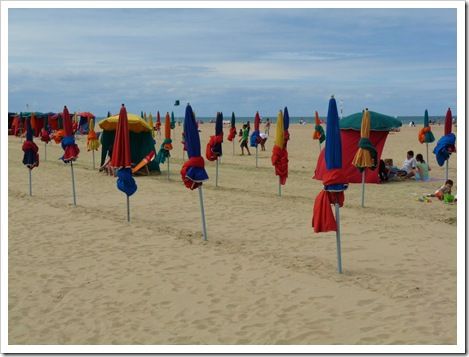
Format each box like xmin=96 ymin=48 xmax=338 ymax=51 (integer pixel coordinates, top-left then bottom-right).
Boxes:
xmin=8 ymin=123 xmax=457 ymax=345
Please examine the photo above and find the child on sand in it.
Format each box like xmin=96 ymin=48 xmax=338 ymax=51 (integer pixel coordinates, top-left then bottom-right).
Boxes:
xmin=239 ymin=124 xmax=251 ymax=156
xmin=427 ymin=180 xmax=453 ymax=200
xmin=414 ymin=154 xmax=431 ymax=181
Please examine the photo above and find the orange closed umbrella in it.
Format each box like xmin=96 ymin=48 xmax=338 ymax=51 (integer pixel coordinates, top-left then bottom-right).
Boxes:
xmin=351 ymin=109 xmax=377 ymax=207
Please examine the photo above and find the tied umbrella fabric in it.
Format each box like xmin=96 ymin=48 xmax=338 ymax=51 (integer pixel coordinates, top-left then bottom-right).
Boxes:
xmin=271 ymin=110 xmax=288 ymax=185
xmin=180 ymin=104 xmax=209 ymax=190
xmin=312 ymin=97 xmax=348 ymax=233
xmin=250 ymin=112 xmax=261 ymax=147
xmin=156 ymin=111 xmax=162 ymax=132
xmin=170 ymin=112 xmax=176 ymax=130
xmin=444 ymin=108 xmax=453 ymax=136
xmin=22 ymin=118 xmax=39 ymax=169
xmin=418 ymin=110 xmax=435 ymax=144
xmin=157 ymin=113 xmax=173 ymax=164
xmin=40 ymin=114 xmax=51 ymax=143
xmin=312 ymin=111 xmax=326 ymax=144
xmin=60 ymin=106 xmax=80 ymax=163
xmin=111 ymin=104 xmax=137 ymax=197
xmin=87 ymin=118 xmax=100 ymax=151
xmin=206 ymin=112 xmax=223 ymax=161
xmin=433 ymin=133 xmax=456 ymax=166
xmin=352 ymin=110 xmax=377 ymax=172
xmin=227 ymin=112 xmax=237 ymax=141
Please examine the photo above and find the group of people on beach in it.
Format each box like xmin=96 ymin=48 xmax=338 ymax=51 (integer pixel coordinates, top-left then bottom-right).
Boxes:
xmin=238 ymin=120 xmax=270 ymax=156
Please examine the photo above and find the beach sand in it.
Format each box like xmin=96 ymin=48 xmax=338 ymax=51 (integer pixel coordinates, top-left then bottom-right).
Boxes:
xmin=8 ymin=123 xmax=457 ymax=345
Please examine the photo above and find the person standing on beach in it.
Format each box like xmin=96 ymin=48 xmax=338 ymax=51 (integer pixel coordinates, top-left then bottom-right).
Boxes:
xmin=239 ymin=124 xmax=251 ymax=156
xmin=265 ymin=118 xmax=271 ymax=136
xmin=246 ymin=121 xmax=251 ymax=135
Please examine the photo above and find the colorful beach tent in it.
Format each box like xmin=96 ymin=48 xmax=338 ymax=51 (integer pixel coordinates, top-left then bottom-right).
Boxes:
xmin=99 ymin=112 xmax=160 ymax=172
xmin=314 ymin=111 xmax=402 ymax=184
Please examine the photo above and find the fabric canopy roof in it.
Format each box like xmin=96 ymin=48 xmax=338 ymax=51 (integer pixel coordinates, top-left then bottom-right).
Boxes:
xmin=99 ymin=113 xmax=152 ymax=133
xmin=340 ymin=111 xmax=402 ymax=131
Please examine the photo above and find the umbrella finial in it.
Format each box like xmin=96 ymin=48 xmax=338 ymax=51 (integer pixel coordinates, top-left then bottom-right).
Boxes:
xmin=331 ymin=94 xmax=335 ymax=98
xmin=365 ymin=108 xmax=369 ymax=111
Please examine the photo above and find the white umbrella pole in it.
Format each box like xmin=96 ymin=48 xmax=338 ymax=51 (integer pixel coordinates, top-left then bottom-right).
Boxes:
xmin=445 ymin=159 xmax=449 ymax=181
xmin=198 ymin=186 xmax=208 ymax=241
xmin=278 ymin=177 xmax=281 ymax=197
xmin=44 ymin=142 xmax=47 ymax=161
xmin=215 ymin=157 xmax=219 ymax=187
xmin=92 ymin=150 xmax=96 ymax=170
xmin=361 ymin=170 xmax=366 ymax=208
xmin=232 ymin=140 xmax=235 ymax=155
xmin=426 ymin=143 xmax=429 ymax=165
xmin=335 ymin=201 xmax=343 ymax=274
xmin=28 ymin=169 xmax=32 ymax=196
xmin=126 ymin=195 xmax=130 ymax=222
xmin=70 ymin=161 xmax=77 ymax=207
xmin=167 ymin=157 xmax=170 ymax=180
xmin=319 ymin=141 xmax=321 ymax=152
xmin=256 ymin=146 xmax=258 ymax=168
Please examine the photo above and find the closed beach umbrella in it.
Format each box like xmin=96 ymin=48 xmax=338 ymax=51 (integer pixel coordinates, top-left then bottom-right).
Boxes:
xmin=156 ymin=111 xmax=162 ymax=135
xmin=61 ymin=105 xmax=80 ymax=206
xmin=111 ymin=104 xmax=137 ymax=222
xmin=227 ymin=112 xmax=237 ymax=155
xmin=418 ymin=109 xmax=435 ymax=163
xmin=157 ymin=112 xmax=173 ymax=179
xmin=351 ymin=109 xmax=377 ymax=207
xmin=180 ymin=104 xmax=209 ymax=240
xmin=87 ymin=117 xmax=100 ymax=169
xmin=22 ymin=118 xmax=39 ymax=196
xmin=313 ymin=111 xmax=326 ymax=148
xmin=250 ymin=111 xmax=261 ymax=167
xmin=444 ymin=107 xmax=452 ymax=136
xmin=434 ymin=108 xmax=456 ymax=180
xmin=205 ymin=112 xmax=223 ymax=186
xmin=312 ymin=96 xmax=348 ymax=273
xmin=148 ymin=113 xmax=155 ymax=138
xmin=40 ymin=113 xmax=51 ymax=160
xmin=171 ymin=111 xmax=176 ymax=130
xmin=271 ymin=110 xmax=288 ymax=195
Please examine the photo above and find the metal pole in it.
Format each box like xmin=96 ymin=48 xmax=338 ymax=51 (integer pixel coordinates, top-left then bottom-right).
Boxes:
xmin=70 ymin=161 xmax=77 ymax=207
xmin=335 ymin=201 xmax=343 ymax=274
xmin=445 ymin=159 xmax=449 ymax=181
xmin=44 ymin=142 xmax=47 ymax=161
xmin=29 ymin=169 xmax=32 ymax=196
xmin=233 ymin=140 xmax=235 ymax=155
xmin=319 ymin=141 xmax=321 ymax=152
xmin=278 ymin=177 xmax=281 ymax=196
xmin=426 ymin=143 xmax=429 ymax=166
xmin=126 ymin=195 xmax=130 ymax=222
xmin=256 ymin=146 xmax=258 ymax=168
xmin=198 ymin=186 xmax=208 ymax=241
xmin=216 ymin=157 xmax=219 ymax=187
xmin=167 ymin=157 xmax=170 ymax=180
xmin=361 ymin=170 xmax=365 ymax=208
xmin=92 ymin=150 xmax=96 ymax=170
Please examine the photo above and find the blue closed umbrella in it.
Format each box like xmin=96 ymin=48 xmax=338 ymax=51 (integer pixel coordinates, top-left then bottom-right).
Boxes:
xmin=284 ymin=106 xmax=290 ymax=131
xmin=214 ymin=112 xmax=223 ymax=156
xmin=181 ymin=104 xmax=209 ymax=240
xmin=325 ymin=98 xmax=342 ymax=171
xmin=22 ymin=118 xmax=39 ymax=196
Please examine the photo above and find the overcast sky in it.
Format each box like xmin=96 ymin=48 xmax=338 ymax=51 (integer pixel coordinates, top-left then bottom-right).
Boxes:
xmin=8 ymin=8 xmax=457 ymax=117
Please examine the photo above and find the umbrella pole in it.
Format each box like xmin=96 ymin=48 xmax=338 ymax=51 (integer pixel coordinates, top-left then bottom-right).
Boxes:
xmin=278 ymin=177 xmax=281 ymax=197
xmin=426 ymin=143 xmax=429 ymax=165
xmin=198 ymin=186 xmax=208 ymax=241
xmin=216 ymin=157 xmax=219 ymax=187
xmin=256 ymin=146 xmax=258 ymax=168
xmin=92 ymin=150 xmax=96 ymax=170
xmin=361 ymin=170 xmax=365 ymax=208
xmin=126 ymin=195 xmax=130 ymax=222
xmin=233 ymin=140 xmax=235 ymax=155
xmin=44 ymin=142 xmax=47 ymax=161
xmin=319 ymin=141 xmax=321 ymax=152
xmin=70 ymin=161 xmax=77 ymax=207
xmin=335 ymin=201 xmax=343 ymax=274
xmin=28 ymin=168 xmax=32 ymax=196
xmin=167 ymin=157 xmax=170 ymax=180
xmin=445 ymin=159 xmax=449 ymax=181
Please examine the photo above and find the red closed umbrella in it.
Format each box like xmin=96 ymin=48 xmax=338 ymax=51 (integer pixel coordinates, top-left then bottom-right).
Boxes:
xmin=444 ymin=108 xmax=452 ymax=136
xmin=111 ymin=104 xmax=137 ymax=222
xmin=61 ymin=105 xmax=80 ymax=206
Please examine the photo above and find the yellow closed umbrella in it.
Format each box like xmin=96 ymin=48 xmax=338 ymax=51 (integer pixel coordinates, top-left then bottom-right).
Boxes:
xmin=148 ymin=113 xmax=155 ymax=138
xmin=351 ymin=109 xmax=377 ymax=207
xmin=87 ymin=118 xmax=100 ymax=169
xmin=275 ymin=110 xmax=285 ymax=149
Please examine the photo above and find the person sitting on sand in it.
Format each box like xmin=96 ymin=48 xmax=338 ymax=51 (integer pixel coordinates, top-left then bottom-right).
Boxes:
xmin=427 ymin=179 xmax=453 ymax=201
xmin=414 ymin=154 xmax=431 ymax=181
xmin=239 ymin=124 xmax=251 ymax=156
xmin=397 ymin=150 xmax=417 ymax=178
